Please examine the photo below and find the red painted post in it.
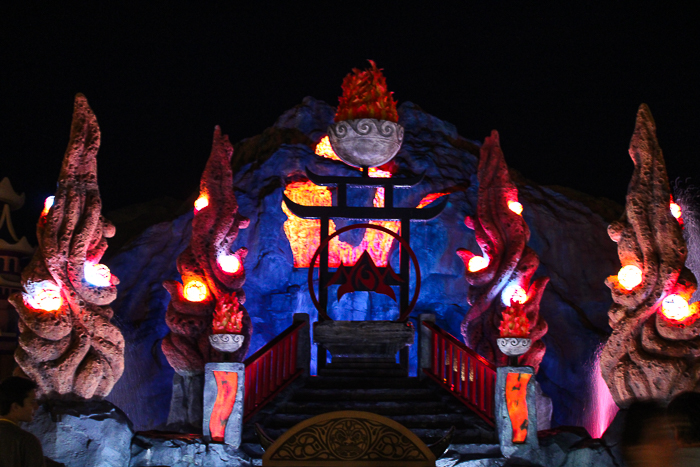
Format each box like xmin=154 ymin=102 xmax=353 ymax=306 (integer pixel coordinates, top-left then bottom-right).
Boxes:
xmin=432 ymin=329 xmax=438 ymax=377
xmin=291 ymin=330 xmax=298 ymax=374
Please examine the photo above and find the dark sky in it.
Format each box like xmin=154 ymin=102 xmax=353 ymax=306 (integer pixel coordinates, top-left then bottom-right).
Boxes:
xmin=2 ymin=3 xmax=700 ymax=238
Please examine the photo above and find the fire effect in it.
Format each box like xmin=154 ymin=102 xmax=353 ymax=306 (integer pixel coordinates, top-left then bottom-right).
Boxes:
xmin=661 ymin=294 xmax=693 ymax=322
xmin=210 ymin=370 xmax=238 ymax=443
xmin=505 ymin=372 xmax=531 ymax=443
xmin=617 ymin=265 xmax=643 ymax=290
xmin=84 ymin=263 xmax=112 ymax=287
xmin=467 ymin=256 xmax=489 ymax=273
xmin=507 ymin=200 xmax=523 ymax=215
xmin=41 ymin=196 xmax=54 ymax=217
xmin=670 ymin=197 xmax=682 ymax=221
xmin=501 ymin=283 xmax=527 ymax=306
xmin=194 ymin=194 xmax=209 ymax=212
xmin=183 ymin=279 xmax=208 ymax=302
xmin=24 ymin=281 xmax=63 ymax=312
xmin=217 ymin=253 xmax=242 ymax=274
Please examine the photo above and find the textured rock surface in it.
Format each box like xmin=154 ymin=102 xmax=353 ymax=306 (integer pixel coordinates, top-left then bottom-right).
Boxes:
xmin=24 ymin=399 xmax=133 ymax=467
xmin=107 ymin=96 xmax=620 ymax=430
xmin=10 ymin=94 xmax=124 ymax=399
xmin=130 ymin=434 xmax=253 ymax=467
xmin=601 ymin=104 xmax=700 ymax=407
xmin=457 ymin=131 xmax=549 ymax=372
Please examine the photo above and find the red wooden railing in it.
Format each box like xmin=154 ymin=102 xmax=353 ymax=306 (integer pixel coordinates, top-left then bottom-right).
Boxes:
xmin=243 ymin=319 xmax=307 ymax=422
xmin=422 ymin=320 xmax=496 ymax=426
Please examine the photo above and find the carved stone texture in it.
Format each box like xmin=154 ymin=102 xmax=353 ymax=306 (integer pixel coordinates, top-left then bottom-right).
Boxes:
xmin=263 ymin=410 xmax=435 ymax=466
xmin=162 ymin=127 xmax=251 ymax=376
xmin=9 ymin=94 xmax=124 ymax=399
xmin=600 ymin=104 xmax=700 ymax=408
xmin=457 ymin=131 xmax=549 ymax=371
xmin=327 ymin=118 xmax=404 ymax=168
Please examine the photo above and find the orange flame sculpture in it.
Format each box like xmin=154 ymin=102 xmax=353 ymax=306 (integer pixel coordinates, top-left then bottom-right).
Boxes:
xmin=9 ymin=94 xmax=124 ymax=399
xmin=162 ymin=127 xmax=251 ymax=375
xmin=335 ymin=60 xmax=398 ymax=123
xmin=457 ymin=131 xmax=549 ymax=371
xmin=601 ymin=105 xmax=700 ymax=407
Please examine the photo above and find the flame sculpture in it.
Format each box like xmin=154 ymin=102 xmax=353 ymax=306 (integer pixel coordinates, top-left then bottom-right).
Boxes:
xmin=9 ymin=94 xmax=124 ymax=399
xmin=162 ymin=127 xmax=251 ymax=375
xmin=600 ymin=105 xmax=700 ymax=407
xmin=457 ymin=131 xmax=549 ymax=371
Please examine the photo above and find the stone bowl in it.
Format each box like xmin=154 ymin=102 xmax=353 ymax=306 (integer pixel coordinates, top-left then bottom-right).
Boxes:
xmin=497 ymin=337 xmax=532 ymax=356
xmin=209 ymin=333 xmax=245 ymax=353
xmin=327 ymin=118 xmax=404 ymax=168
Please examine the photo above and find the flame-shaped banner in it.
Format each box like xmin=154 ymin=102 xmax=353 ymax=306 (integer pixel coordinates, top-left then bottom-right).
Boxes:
xmin=600 ymin=104 xmax=700 ymax=407
xmin=457 ymin=131 xmax=548 ymax=371
xmin=162 ymin=127 xmax=251 ymax=375
xmin=9 ymin=94 xmax=124 ymax=399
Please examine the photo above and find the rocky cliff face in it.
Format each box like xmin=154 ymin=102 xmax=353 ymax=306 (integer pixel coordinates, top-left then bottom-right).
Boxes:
xmin=106 ymin=97 xmax=621 ymax=431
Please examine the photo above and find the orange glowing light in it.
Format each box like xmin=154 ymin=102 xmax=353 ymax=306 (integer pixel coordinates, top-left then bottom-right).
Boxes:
xmin=84 ymin=263 xmax=112 ymax=287
xmin=25 ymin=281 xmax=63 ymax=312
xmin=502 ymin=283 xmax=527 ymax=306
xmin=508 ymin=201 xmax=523 ymax=215
xmin=183 ymin=279 xmax=208 ymax=302
xmin=315 ymin=135 xmax=342 ymax=161
xmin=217 ymin=254 xmax=241 ymax=274
xmin=194 ymin=194 xmax=209 ymax=212
xmin=41 ymin=196 xmax=54 ymax=217
xmin=661 ymin=294 xmax=693 ymax=322
xmin=468 ymin=256 xmax=489 ymax=272
xmin=671 ymin=201 xmax=682 ymax=219
xmin=416 ymin=192 xmax=448 ymax=209
xmin=210 ymin=371 xmax=238 ymax=443
xmin=618 ymin=265 xmax=643 ymax=290
xmin=506 ymin=372 xmax=531 ymax=443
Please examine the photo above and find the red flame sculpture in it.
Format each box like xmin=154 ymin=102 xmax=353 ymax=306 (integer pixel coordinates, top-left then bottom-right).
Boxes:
xmin=9 ymin=94 xmax=124 ymax=399
xmin=162 ymin=127 xmax=251 ymax=375
xmin=457 ymin=131 xmax=549 ymax=371
xmin=600 ymin=105 xmax=700 ymax=407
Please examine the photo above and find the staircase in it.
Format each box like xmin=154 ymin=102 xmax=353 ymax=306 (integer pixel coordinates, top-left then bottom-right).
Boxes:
xmin=241 ymin=358 xmax=498 ymax=451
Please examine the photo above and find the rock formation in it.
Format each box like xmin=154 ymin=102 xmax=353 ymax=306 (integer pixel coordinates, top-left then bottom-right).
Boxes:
xmin=162 ymin=126 xmax=251 ymax=375
xmin=10 ymin=94 xmax=124 ymax=399
xmin=600 ymin=104 xmax=700 ymax=407
xmin=457 ymin=131 xmax=549 ymax=371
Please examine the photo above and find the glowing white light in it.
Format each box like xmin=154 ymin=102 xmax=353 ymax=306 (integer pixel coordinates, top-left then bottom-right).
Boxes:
xmin=502 ymin=283 xmax=527 ymax=306
xmin=508 ymin=201 xmax=523 ymax=215
xmin=468 ymin=255 xmax=489 ymax=272
xmin=184 ymin=280 xmax=208 ymax=302
xmin=194 ymin=195 xmax=209 ymax=212
xmin=42 ymin=196 xmax=55 ymax=216
xmin=670 ymin=202 xmax=682 ymax=220
xmin=84 ymin=263 xmax=112 ymax=287
xmin=662 ymin=294 xmax=693 ymax=322
xmin=24 ymin=280 xmax=62 ymax=312
xmin=618 ymin=265 xmax=643 ymax=290
xmin=217 ymin=253 xmax=241 ymax=274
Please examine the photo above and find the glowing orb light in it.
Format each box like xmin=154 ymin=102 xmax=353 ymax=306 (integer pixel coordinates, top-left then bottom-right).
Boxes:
xmin=508 ymin=201 xmax=523 ymax=215
xmin=502 ymin=283 xmax=527 ymax=306
xmin=84 ymin=263 xmax=112 ymax=287
xmin=670 ymin=202 xmax=682 ymax=220
xmin=618 ymin=265 xmax=643 ymax=290
xmin=183 ymin=279 xmax=208 ymax=302
xmin=661 ymin=294 xmax=693 ymax=322
xmin=25 ymin=281 xmax=63 ymax=312
xmin=194 ymin=194 xmax=209 ymax=212
xmin=217 ymin=253 xmax=241 ymax=274
xmin=41 ymin=196 xmax=55 ymax=216
xmin=468 ymin=255 xmax=489 ymax=272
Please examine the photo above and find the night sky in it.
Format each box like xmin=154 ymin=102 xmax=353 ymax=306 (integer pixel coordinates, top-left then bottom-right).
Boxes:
xmin=3 ymin=3 xmax=699 ymax=240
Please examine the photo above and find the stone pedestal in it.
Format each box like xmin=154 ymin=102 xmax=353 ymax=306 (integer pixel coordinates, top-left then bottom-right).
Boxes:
xmin=495 ymin=366 xmax=538 ymax=458
xmin=313 ymin=320 xmax=414 ymax=363
xmin=203 ymin=362 xmax=245 ymax=448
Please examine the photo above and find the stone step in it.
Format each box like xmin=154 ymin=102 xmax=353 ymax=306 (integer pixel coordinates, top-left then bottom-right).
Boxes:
xmin=290 ymin=387 xmax=438 ymax=402
xmin=266 ymin=412 xmax=471 ymax=430
xmin=277 ymin=400 xmax=468 ymax=415
xmin=317 ymin=367 xmax=409 ymax=378
xmin=303 ymin=376 xmax=424 ymax=389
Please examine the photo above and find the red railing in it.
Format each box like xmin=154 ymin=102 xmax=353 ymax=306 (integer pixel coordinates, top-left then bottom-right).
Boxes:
xmin=422 ymin=321 xmax=496 ymax=426
xmin=243 ymin=319 xmax=307 ymax=422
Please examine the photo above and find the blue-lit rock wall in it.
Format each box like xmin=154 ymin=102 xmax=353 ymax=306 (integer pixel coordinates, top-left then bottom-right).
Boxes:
xmin=107 ymin=97 xmax=620 ymax=431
